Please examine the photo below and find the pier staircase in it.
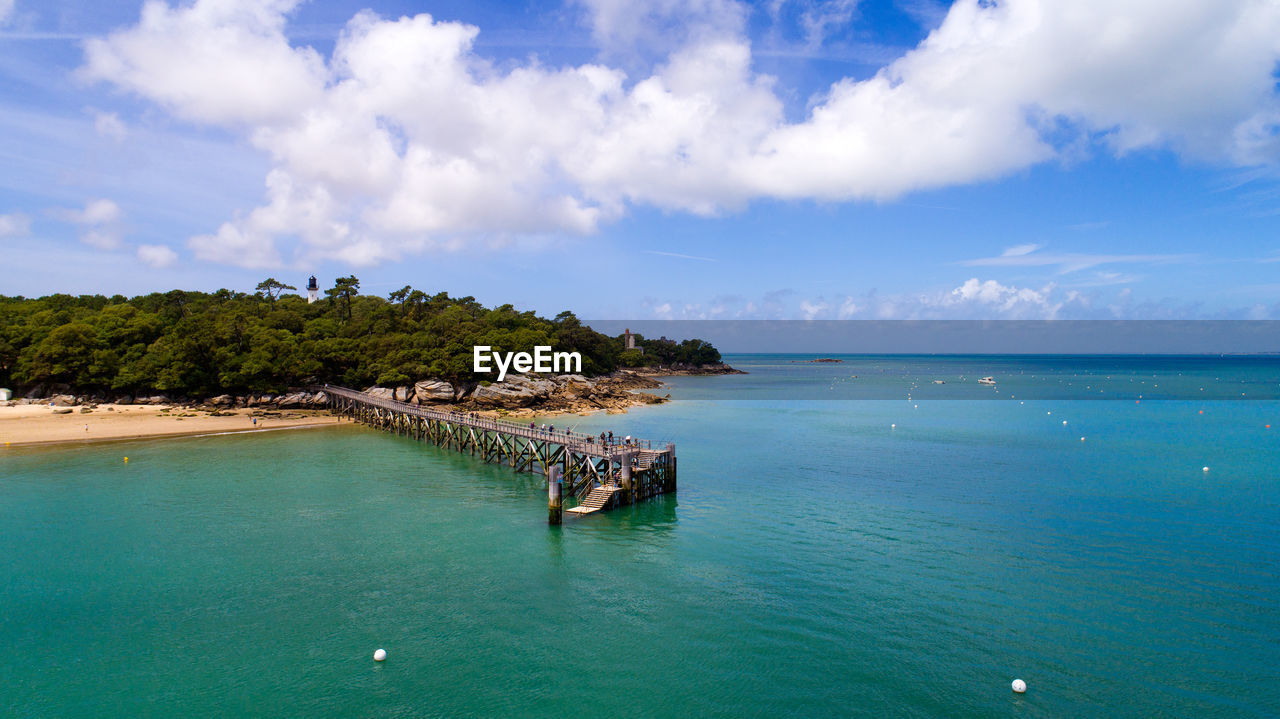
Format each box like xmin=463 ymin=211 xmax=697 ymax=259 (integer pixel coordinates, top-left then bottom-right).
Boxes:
xmin=565 ymin=485 xmax=621 ymax=516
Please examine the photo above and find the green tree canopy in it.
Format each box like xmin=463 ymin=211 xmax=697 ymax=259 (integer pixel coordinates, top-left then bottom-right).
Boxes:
xmin=0 ymin=282 xmax=723 ymax=398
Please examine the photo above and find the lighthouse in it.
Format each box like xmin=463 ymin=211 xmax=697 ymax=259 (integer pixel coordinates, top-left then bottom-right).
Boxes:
xmin=306 ymin=275 xmax=319 ymax=304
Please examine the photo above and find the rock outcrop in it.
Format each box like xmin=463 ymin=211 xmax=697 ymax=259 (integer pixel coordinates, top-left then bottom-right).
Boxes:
xmin=630 ymin=362 xmax=746 ymax=376
xmin=413 ymin=380 xmax=456 ymax=404
xmin=470 ymin=375 xmax=557 ymax=408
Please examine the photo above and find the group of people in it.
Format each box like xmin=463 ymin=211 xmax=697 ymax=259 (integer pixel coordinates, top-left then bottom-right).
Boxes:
xmin=517 ymin=422 xmax=639 ymax=450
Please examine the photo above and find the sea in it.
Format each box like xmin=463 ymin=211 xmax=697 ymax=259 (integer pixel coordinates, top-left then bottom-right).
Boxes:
xmin=2 ymin=354 xmax=1278 ymax=717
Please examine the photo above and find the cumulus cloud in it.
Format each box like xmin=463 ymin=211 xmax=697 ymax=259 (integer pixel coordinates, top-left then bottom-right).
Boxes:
xmin=636 ymin=277 xmax=1115 ymax=319
xmin=80 ymin=0 xmax=1280 ymax=268
xmin=56 ymin=198 xmax=125 ymax=248
xmin=137 ymin=243 xmax=178 ymax=268
xmin=0 ymin=211 xmax=30 ymax=237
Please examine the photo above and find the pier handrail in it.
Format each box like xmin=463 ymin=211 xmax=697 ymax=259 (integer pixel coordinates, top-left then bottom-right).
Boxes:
xmin=314 ymin=384 xmax=665 ymax=457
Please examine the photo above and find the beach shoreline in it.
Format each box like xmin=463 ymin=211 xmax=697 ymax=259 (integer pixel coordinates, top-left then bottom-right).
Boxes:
xmin=0 ymin=404 xmax=338 ymax=448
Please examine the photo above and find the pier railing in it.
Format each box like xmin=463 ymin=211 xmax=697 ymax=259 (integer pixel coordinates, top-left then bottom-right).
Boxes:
xmin=313 ymin=384 xmax=676 ymax=514
xmin=315 ymin=384 xmax=672 ymax=459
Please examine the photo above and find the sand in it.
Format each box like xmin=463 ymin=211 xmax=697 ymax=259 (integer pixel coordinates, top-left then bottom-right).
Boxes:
xmin=0 ymin=403 xmax=338 ymax=447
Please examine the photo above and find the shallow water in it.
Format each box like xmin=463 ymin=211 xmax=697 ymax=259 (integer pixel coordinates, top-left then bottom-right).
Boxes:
xmin=3 ymin=356 xmax=1278 ymax=717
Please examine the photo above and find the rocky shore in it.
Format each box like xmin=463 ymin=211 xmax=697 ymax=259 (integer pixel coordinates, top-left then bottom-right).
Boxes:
xmin=628 ymin=362 xmax=747 ymax=377
xmin=3 ymin=364 xmax=742 ymax=417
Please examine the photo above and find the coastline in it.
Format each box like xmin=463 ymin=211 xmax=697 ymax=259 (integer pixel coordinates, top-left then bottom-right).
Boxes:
xmin=0 ymin=363 xmax=744 ymax=446
xmin=0 ymin=404 xmax=337 ymax=448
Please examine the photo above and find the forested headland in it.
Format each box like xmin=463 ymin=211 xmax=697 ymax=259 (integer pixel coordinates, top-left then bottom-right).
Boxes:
xmin=0 ymin=277 xmax=724 ymax=399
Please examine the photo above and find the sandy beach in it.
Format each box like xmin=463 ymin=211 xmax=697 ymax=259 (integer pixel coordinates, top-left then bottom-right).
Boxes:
xmin=0 ymin=404 xmax=337 ymax=447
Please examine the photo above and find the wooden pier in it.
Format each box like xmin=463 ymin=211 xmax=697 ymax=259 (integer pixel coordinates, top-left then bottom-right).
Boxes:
xmin=318 ymin=385 xmax=676 ymax=516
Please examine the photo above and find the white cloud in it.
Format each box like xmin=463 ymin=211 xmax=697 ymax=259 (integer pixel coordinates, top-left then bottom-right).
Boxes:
xmin=945 ymin=277 xmax=1061 ymax=318
xmin=577 ymin=0 xmax=746 ymax=58
xmin=56 ymin=198 xmax=125 ymax=248
xmin=0 ymin=211 xmax=30 ymax=237
xmin=136 ymin=243 xmax=178 ymax=268
xmin=92 ymin=110 xmax=127 ymax=141
xmin=1001 ymin=243 xmax=1042 ymax=257
xmin=80 ymin=0 xmax=1280 ymax=268
xmin=75 ymin=198 xmax=122 ymax=225
xmin=81 ymin=0 xmax=326 ymax=126
xmin=635 ymin=278 xmax=1124 ymax=319
xmin=766 ymin=0 xmax=861 ymax=50
xmin=79 ymin=229 xmax=121 ymax=249
xmin=643 ymin=250 xmax=716 ymax=261
xmin=799 ymin=299 xmax=829 ymax=318
xmin=961 ymin=245 xmax=1190 ymax=273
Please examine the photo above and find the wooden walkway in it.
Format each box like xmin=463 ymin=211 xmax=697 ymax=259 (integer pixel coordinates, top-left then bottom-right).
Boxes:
xmin=317 ymin=385 xmax=676 ymax=513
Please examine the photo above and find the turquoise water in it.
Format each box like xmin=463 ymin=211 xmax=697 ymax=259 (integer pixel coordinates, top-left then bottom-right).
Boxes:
xmin=3 ymin=356 xmax=1280 ymax=717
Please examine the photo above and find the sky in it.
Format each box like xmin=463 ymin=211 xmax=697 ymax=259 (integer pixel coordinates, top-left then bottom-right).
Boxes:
xmin=2 ymin=0 xmax=1280 ymax=320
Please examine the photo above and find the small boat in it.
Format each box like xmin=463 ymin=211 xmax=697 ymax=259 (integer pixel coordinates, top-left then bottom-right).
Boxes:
xmin=933 ymin=380 xmax=945 ymax=385
xmin=978 ymin=376 xmax=996 ymax=385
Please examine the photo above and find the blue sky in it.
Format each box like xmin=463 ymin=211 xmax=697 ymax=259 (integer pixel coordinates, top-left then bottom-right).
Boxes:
xmin=2 ymin=0 xmax=1279 ymax=319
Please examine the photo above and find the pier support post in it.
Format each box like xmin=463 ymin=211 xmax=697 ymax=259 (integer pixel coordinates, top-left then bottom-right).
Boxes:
xmin=620 ymin=453 xmax=633 ymax=503
xmin=548 ymin=466 xmax=563 ymax=525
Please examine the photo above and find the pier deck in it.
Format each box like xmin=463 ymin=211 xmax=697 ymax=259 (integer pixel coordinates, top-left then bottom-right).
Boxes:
xmin=317 ymin=385 xmax=676 ymax=513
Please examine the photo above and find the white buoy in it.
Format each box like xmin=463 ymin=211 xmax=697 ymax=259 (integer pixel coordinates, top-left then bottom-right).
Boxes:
xmin=891 ymin=424 xmax=896 ymax=428
xmin=373 ymin=648 xmax=387 ymax=662
xmin=1202 ymin=466 xmax=1210 ymax=472
xmin=1012 ymin=678 xmax=1027 ymax=693
xmin=1062 ymin=420 xmax=1067 ymax=425
xmin=1080 ymin=436 xmax=1086 ymax=441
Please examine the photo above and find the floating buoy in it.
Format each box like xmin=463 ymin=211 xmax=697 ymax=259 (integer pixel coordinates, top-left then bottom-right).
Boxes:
xmin=1062 ymin=420 xmax=1067 ymax=425
xmin=373 ymin=648 xmax=387 ymax=662
xmin=1267 ymin=425 xmax=1271 ymax=429
xmin=1202 ymin=466 xmax=1209 ymax=472
xmin=891 ymin=424 xmax=896 ymax=429
xmin=1080 ymin=437 xmax=1086 ymax=441
xmin=1046 ymin=411 xmax=1051 ymax=415
xmin=1012 ymin=678 xmax=1027 ymax=693
xmin=123 ymin=457 xmax=129 ymax=462
xmin=914 ymin=405 xmax=918 ymax=409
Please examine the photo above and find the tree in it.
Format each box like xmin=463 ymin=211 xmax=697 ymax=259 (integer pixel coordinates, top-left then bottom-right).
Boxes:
xmin=255 ymin=278 xmax=297 ymax=306
xmin=324 ymin=276 xmax=360 ymax=322
xmin=388 ymin=285 xmax=412 ymax=304
xmin=0 ymin=284 xmax=724 ymax=398
xmin=19 ymin=322 xmax=103 ymax=386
